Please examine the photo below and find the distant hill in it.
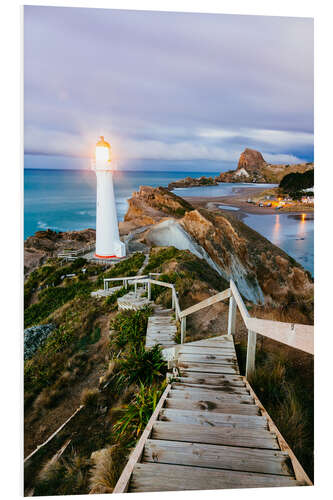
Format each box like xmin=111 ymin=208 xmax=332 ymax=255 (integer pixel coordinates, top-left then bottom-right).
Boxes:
xmin=167 ymin=148 xmax=314 ymax=189
xmin=216 ymin=148 xmax=314 ymax=184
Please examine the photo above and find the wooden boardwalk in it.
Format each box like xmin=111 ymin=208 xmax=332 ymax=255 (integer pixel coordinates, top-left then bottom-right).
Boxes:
xmin=145 ymin=305 xmax=177 ymax=350
xmin=114 ymin=335 xmax=310 ymax=493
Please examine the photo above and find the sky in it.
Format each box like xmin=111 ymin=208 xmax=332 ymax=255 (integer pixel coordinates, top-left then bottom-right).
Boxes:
xmin=24 ymin=6 xmax=314 ymax=171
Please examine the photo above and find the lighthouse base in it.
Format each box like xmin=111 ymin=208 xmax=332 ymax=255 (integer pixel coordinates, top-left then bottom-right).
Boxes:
xmin=95 ymin=240 xmax=126 ymax=260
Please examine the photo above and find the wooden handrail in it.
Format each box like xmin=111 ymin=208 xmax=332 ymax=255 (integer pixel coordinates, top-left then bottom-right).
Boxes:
xmin=147 ymin=278 xmax=174 ymax=289
xmin=179 ymin=288 xmax=231 ymax=319
xmin=104 ymin=275 xmax=148 ymax=283
xmin=230 ymin=279 xmax=314 ymax=355
xmin=246 ymin=317 xmax=314 ymax=355
xmin=101 ymin=273 xmax=314 ymax=359
xmin=230 ymin=280 xmax=250 ymax=322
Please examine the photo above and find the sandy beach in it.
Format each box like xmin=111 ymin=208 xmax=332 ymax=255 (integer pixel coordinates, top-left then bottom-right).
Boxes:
xmin=183 ymin=186 xmax=314 ymax=218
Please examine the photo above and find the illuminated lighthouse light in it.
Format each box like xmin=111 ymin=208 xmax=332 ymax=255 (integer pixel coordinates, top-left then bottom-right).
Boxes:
xmin=92 ymin=136 xmax=126 ymax=259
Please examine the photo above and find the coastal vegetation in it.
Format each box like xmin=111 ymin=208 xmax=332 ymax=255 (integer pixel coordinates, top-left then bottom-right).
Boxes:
xmin=28 ymin=303 xmax=167 ymax=496
xmin=24 ymin=185 xmax=314 ymax=493
xmin=278 ymin=168 xmax=314 ymax=199
xmin=235 ymin=336 xmax=313 ymax=479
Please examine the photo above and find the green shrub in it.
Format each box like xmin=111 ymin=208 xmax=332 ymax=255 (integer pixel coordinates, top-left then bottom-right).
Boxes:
xmin=111 ymin=307 xmax=151 ymax=349
xmin=113 ymin=381 xmax=167 ymax=447
xmin=112 ymin=345 xmax=167 ymax=390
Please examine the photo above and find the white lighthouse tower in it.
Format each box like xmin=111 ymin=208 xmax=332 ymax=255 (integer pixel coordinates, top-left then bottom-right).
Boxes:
xmin=91 ymin=136 xmax=126 ymax=259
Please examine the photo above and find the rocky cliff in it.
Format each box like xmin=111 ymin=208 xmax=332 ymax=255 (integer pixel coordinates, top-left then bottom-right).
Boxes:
xmin=122 ymin=186 xmax=313 ymax=309
xmin=24 ymin=228 xmax=96 ymax=275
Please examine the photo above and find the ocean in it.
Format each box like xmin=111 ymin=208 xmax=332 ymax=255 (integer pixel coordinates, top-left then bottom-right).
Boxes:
xmin=24 ymin=167 xmax=314 ymax=275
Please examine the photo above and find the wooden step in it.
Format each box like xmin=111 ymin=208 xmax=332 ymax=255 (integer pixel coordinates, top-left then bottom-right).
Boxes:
xmin=143 ymin=439 xmax=293 ymax=476
xmin=185 ymin=335 xmax=233 ymax=345
xmin=159 ymin=408 xmax=268 ymax=429
xmin=168 ymin=388 xmax=253 ymax=403
xmin=179 ymin=345 xmax=235 ymax=354
xmin=152 ymin=422 xmax=279 ymax=449
xmin=172 ymin=382 xmax=249 ymax=395
xmin=176 ymin=373 xmax=246 ymax=386
xmin=179 ymin=353 xmax=237 ymax=364
xmin=130 ymin=463 xmax=304 ymax=492
xmin=164 ymin=398 xmax=260 ymax=415
xmin=178 ymin=362 xmax=239 ymax=375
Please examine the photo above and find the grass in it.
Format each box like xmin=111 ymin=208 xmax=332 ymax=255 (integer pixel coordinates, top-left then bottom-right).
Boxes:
xmin=143 ymin=246 xmax=179 ymax=273
xmin=24 ymin=296 xmax=108 ymax=408
xmin=112 ymin=344 xmax=167 ymax=390
xmin=24 ymin=280 xmax=97 ymax=328
xmin=80 ymin=388 xmax=100 ymax=408
xmin=102 ymin=252 xmax=145 ymax=282
xmin=112 ymin=381 xmax=167 ymax=448
xmin=89 ymin=444 xmax=127 ymax=494
xmin=34 ymin=450 xmax=91 ymax=497
xmin=235 ymin=338 xmax=313 ymax=481
xmin=111 ymin=307 xmax=152 ymax=349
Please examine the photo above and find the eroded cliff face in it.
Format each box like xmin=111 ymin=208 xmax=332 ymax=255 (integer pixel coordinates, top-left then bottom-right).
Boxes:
xmin=179 ymin=209 xmax=264 ymax=303
xmin=123 ymin=186 xmax=313 ymax=308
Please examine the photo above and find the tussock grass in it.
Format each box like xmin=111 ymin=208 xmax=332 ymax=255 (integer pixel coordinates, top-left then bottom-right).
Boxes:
xmin=235 ymin=338 xmax=313 ymax=480
xmin=34 ymin=450 xmax=91 ymax=496
xmin=80 ymin=388 xmax=100 ymax=408
xmin=111 ymin=307 xmax=152 ymax=349
xmin=89 ymin=444 xmax=127 ymax=494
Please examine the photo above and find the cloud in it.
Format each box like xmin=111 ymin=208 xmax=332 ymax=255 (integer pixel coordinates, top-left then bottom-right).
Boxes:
xmin=24 ymin=6 xmax=314 ymax=168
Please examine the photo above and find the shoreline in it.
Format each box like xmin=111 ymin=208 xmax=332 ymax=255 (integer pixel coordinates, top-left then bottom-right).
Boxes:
xmin=183 ymin=186 xmax=314 ymax=217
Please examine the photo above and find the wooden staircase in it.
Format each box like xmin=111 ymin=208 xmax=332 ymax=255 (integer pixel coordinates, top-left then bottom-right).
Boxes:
xmin=114 ymin=335 xmax=311 ymax=493
xmin=145 ymin=305 xmax=177 ymax=350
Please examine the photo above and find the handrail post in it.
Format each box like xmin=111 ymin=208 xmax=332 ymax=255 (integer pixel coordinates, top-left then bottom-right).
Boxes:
xmin=246 ymin=330 xmax=257 ymax=379
xmin=228 ymin=295 xmax=236 ymax=336
xmin=171 ymin=287 xmax=175 ymax=310
xmin=148 ymin=280 xmax=151 ymax=301
xmin=134 ymin=281 xmax=137 ymax=297
xmin=181 ymin=317 xmax=186 ymax=344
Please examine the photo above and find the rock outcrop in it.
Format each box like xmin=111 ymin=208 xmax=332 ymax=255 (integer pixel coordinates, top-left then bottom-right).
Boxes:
xmin=120 ymin=185 xmax=194 ymax=234
xmin=167 ymin=176 xmax=217 ymax=190
xmin=237 ymin=148 xmax=267 ymax=172
xmin=24 ymin=228 xmax=96 ymax=275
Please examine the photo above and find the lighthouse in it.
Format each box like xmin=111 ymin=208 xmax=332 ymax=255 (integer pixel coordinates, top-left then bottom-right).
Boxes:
xmin=91 ymin=136 xmax=126 ymax=259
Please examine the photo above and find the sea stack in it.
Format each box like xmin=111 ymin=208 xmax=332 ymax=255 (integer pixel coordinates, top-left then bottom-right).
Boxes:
xmin=237 ymin=148 xmax=267 ymax=172
xmin=91 ymin=136 xmax=126 ymax=259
